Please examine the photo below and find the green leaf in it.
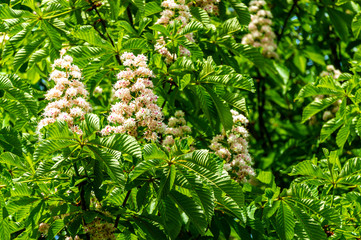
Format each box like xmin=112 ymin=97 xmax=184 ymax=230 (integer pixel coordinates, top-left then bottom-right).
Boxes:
xmin=286 ymin=201 xmax=327 ymax=240
xmin=73 ymin=26 xmax=113 ymax=49
xmin=328 ymin=8 xmax=350 ymax=41
xmin=47 ymin=219 xmax=64 ymax=239
xmin=169 ymin=190 xmax=207 ymax=235
xmin=179 ymin=169 xmax=215 ymax=223
xmin=203 ymin=85 xmax=233 ymax=131
xmin=129 ymin=158 xmax=165 ymax=181
xmin=276 ymin=201 xmax=294 ymax=240
xmin=190 ymin=7 xmax=210 ymax=25
xmin=144 ymin=2 xmax=162 ymax=17
xmin=159 ymin=198 xmax=182 ymax=240
xmin=122 ymin=38 xmax=149 ymax=51
xmin=178 ymin=161 xmax=244 ymax=208
xmin=13 ymin=37 xmax=45 ymax=71
xmin=42 ymin=20 xmax=62 ymax=50
xmin=94 ymin=134 xmax=142 ymax=159
xmin=219 ymin=17 xmax=243 ymax=36
xmin=34 ymin=139 xmax=78 ymax=161
xmin=320 ymin=118 xmax=344 ymax=142
xmin=301 ymin=96 xmax=340 ymax=123
xmin=227 ymin=0 xmax=250 ymax=25
xmin=336 ymin=123 xmax=350 ymax=148
xmin=288 ymin=199 xmax=341 ymax=226
xmin=201 ymin=73 xmax=255 ymax=92
xmin=87 ymin=145 xmax=124 ymax=185
xmin=0 ymin=75 xmax=14 ymax=89
xmin=179 ymin=21 xmax=204 ymax=35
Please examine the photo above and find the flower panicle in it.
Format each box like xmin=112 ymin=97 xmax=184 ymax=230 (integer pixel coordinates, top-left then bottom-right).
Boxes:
xmin=242 ymin=0 xmax=278 ymax=59
xmin=209 ymin=109 xmax=255 ymax=182
xmin=102 ymin=52 xmax=166 ymax=142
xmin=38 ymin=51 xmax=92 ymax=135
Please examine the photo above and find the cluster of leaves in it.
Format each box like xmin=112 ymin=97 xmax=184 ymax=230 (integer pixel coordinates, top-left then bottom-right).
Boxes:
xmin=2 ymin=0 xmax=361 ymax=239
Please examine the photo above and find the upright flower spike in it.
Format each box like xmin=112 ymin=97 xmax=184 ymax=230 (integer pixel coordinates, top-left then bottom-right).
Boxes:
xmin=163 ymin=110 xmax=192 ymax=150
xmin=38 ymin=52 xmax=92 ymax=134
xmin=320 ymin=65 xmax=342 ymax=79
xmin=193 ymin=0 xmax=220 ymax=14
xmin=102 ymin=52 xmax=166 ymax=142
xmin=209 ymin=109 xmax=255 ymax=182
xmin=242 ymin=0 xmax=278 ymax=59
xmin=155 ymin=0 xmax=194 ymax=63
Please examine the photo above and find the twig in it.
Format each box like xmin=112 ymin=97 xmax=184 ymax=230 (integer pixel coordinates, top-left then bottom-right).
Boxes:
xmin=88 ymin=0 xmax=122 ymax=65
xmin=114 ymin=190 xmax=132 ymax=228
xmin=277 ymin=0 xmax=298 ymax=43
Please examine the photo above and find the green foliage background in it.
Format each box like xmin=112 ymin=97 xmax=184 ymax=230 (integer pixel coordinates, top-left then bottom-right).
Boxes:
xmin=1 ymin=0 xmax=361 ymax=239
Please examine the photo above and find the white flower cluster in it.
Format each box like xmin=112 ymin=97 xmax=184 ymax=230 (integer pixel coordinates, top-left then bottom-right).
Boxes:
xmin=155 ymin=0 xmax=193 ymax=63
xmin=101 ymin=52 xmax=166 ymax=141
xmin=38 ymin=53 xmax=92 ymax=135
xmin=163 ymin=110 xmax=192 ymax=149
xmin=65 ymin=236 xmax=82 ymax=240
xmin=320 ymin=65 xmax=341 ymax=79
xmin=209 ymin=110 xmax=255 ymax=182
xmin=242 ymin=0 xmax=278 ymax=59
xmin=38 ymin=222 xmax=50 ymax=235
xmin=84 ymin=219 xmax=116 ymax=240
xmin=193 ymin=0 xmax=220 ymax=14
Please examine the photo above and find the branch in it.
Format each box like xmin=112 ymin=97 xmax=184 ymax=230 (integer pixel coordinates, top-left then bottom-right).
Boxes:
xmin=114 ymin=190 xmax=132 ymax=228
xmin=277 ymin=0 xmax=298 ymax=43
xmin=88 ymin=0 xmax=122 ymax=65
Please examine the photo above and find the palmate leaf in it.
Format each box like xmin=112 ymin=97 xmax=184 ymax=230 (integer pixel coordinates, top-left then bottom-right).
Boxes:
xmin=159 ymin=197 xmax=182 ymax=240
xmin=0 ymin=152 xmax=28 ymax=172
xmin=190 ymin=7 xmax=210 ymax=25
xmin=157 ymin=164 xmax=176 ymax=199
xmin=219 ymin=17 xmax=244 ymax=36
xmin=33 ymin=139 xmax=78 ymax=161
xmin=122 ymin=38 xmax=149 ymax=51
xmin=87 ymin=145 xmax=124 ymax=185
xmin=133 ymin=217 xmax=167 ymax=240
xmin=337 ymin=157 xmax=361 ymax=185
xmin=289 ymin=160 xmax=330 ymax=181
xmin=178 ymin=169 xmax=215 ymax=223
xmin=143 ymin=144 xmax=169 ymax=161
xmin=0 ymin=75 xmax=14 ymax=89
xmin=129 ymin=158 xmax=165 ymax=181
xmin=13 ymin=36 xmax=45 ymax=71
xmin=179 ymin=21 xmax=204 ymax=35
xmin=80 ymin=113 xmax=100 ymax=137
xmin=287 ymin=198 xmax=341 ymax=225
xmin=41 ymin=20 xmax=62 ymax=50
xmin=191 ymin=85 xmax=213 ymax=123
xmin=286 ymin=201 xmax=327 ymax=240
xmin=178 ymin=161 xmax=244 ymax=208
xmin=169 ymin=190 xmax=207 ymax=235
xmin=336 ymin=123 xmax=350 ymax=148
xmin=226 ymin=0 xmax=250 ymax=25
xmin=92 ymin=134 xmax=142 ymax=159
xmin=4 ymin=89 xmax=38 ymax=116
xmin=296 ymin=84 xmax=341 ymax=100
xmin=320 ymin=118 xmax=344 ymax=142
xmin=47 ymin=219 xmax=64 ymax=239
xmin=222 ymin=93 xmax=248 ymax=114
xmin=73 ymin=26 xmax=113 ymax=49
xmin=275 ymin=201 xmax=294 ymax=240
xmin=200 ymin=73 xmax=255 ymax=92
xmin=144 ymin=1 xmax=162 ymax=17
xmin=203 ymin=85 xmax=233 ymax=131
xmin=216 ymin=195 xmax=246 ymax=224
xmin=301 ymin=96 xmax=340 ymax=123
xmin=0 ymin=99 xmax=28 ymax=120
